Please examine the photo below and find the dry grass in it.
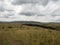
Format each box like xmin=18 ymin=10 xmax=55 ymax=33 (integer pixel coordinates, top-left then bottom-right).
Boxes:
xmin=0 ymin=23 xmax=60 ymax=45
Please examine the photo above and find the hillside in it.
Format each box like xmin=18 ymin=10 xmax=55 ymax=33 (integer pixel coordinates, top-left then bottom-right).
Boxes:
xmin=0 ymin=21 xmax=60 ymax=30
xmin=0 ymin=21 xmax=60 ymax=45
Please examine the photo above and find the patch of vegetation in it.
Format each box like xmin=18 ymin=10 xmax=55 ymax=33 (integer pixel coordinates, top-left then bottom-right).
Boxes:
xmin=0 ymin=22 xmax=60 ymax=45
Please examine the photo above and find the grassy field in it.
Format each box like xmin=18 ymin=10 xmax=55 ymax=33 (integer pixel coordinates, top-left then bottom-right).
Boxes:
xmin=0 ymin=22 xmax=60 ymax=45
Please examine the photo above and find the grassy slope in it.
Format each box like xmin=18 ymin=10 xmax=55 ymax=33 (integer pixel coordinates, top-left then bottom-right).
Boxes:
xmin=0 ymin=22 xmax=60 ymax=45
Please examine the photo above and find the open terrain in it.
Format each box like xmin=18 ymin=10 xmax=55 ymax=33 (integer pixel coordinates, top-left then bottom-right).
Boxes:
xmin=0 ymin=21 xmax=60 ymax=45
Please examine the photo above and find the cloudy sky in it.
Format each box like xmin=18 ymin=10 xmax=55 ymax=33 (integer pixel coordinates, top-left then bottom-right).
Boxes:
xmin=0 ymin=0 xmax=60 ymax=22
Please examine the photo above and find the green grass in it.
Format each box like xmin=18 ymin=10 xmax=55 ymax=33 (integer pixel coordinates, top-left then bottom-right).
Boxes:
xmin=0 ymin=22 xmax=60 ymax=45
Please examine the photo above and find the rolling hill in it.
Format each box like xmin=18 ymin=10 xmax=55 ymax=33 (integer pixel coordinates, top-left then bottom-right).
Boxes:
xmin=0 ymin=21 xmax=60 ymax=45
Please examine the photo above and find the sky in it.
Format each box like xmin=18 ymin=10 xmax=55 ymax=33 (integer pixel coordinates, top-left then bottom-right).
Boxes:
xmin=0 ymin=0 xmax=60 ymax=22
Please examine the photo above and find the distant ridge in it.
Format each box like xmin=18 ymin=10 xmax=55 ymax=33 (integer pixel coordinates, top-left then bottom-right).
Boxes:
xmin=0 ymin=21 xmax=60 ymax=30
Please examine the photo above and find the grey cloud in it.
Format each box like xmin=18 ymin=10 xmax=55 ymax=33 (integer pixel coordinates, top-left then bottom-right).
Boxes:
xmin=12 ymin=0 xmax=49 ymax=6
xmin=6 ymin=9 xmax=14 ymax=12
xmin=2 ymin=10 xmax=15 ymax=18
xmin=3 ymin=13 xmax=15 ymax=18
xmin=3 ymin=15 xmax=9 ymax=18
xmin=0 ymin=4 xmax=5 ymax=12
xmin=20 ymin=12 xmax=35 ymax=16
xmin=56 ymin=19 xmax=60 ymax=21
xmin=0 ymin=0 xmax=5 ymax=12
xmin=0 ymin=7 xmax=4 ymax=12
xmin=19 ymin=4 xmax=47 ymax=16
xmin=53 ymin=0 xmax=58 ymax=1
xmin=0 ymin=0 xmax=4 ymax=1
xmin=52 ymin=8 xmax=60 ymax=16
xmin=20 ymin=11 xmax=45 ymax=16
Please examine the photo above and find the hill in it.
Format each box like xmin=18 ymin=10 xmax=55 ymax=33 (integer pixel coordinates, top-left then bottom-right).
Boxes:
xmin=0 ymin=21 xmax=60 ymax=30
xmin=0 ymin=21 xmax=60 ymax=45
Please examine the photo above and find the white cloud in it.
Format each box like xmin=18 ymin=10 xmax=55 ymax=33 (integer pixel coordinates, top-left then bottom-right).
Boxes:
xmin=0 ymin=0 xmax=60 ymax=22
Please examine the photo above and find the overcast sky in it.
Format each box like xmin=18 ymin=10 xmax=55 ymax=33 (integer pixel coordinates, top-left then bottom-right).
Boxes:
xmin=0 ymin=0 xmax=60 ymax=22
